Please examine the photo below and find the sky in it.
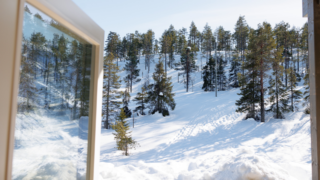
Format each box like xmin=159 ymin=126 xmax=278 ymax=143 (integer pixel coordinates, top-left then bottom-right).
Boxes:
xmin=72 ymin=0 xmax=307 ymax=40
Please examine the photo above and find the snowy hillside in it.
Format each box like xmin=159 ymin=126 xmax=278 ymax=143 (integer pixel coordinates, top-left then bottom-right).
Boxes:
xmin=99 ymin=53 xmax=311 ymax=180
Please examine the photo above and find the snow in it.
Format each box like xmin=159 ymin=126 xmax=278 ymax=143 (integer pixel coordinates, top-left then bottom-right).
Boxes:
xmin=13 ymin=111 xmax=89 ymax=180
xmin=12 ymin=46 xmax=311 ymax=179
xmin=99 ymin=53 xmax=311 ymax=180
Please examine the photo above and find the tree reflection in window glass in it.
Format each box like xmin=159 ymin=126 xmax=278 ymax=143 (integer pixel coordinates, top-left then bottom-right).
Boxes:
xmin=12 ymin=3 xmax=92 ymax=180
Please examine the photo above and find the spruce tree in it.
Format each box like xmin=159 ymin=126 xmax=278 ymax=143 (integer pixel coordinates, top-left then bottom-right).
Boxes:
xmin=133 ymin=87 xmax=148 ymax=115
xmin=103 ymin=53 xmax=122 ymax=129
xmin=111 ymin=108 xmax=138 ymax=156
xmin=268 ymin=47 xmax=290 ymax=119
xmin=146 ymin=61 xmax=176 ymax=116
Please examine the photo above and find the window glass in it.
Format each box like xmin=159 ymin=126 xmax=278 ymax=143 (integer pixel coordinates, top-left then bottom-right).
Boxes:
xmin=12 ymin=3 xmax=92 ymax=180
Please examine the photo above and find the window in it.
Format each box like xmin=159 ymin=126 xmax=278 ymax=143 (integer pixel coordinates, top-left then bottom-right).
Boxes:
xmin=12 ymin=3 xmax=93 ymax=179
xmin=0 ymin=0 xmax=104 ymax=180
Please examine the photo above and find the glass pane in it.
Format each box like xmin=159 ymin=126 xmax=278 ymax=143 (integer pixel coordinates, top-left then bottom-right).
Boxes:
xmin=12 ymin=3 xmax=92 ymax=180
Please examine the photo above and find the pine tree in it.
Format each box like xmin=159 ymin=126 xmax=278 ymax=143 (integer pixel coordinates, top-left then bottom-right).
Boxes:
xmin=133 ymin=87 xmax=148 ymax=115
xmin=189 ymin=21 xmax=199 ymax=52
xmin=178 ymin=46 xmax=197 ymax=92
xmin=103 ymin=53 xmax=122 ymax=129
xmin=177 ymin=28 xmax=188 ymax=55
xmin=122 ymin=89 xmax=132 ymax=118
xmin=287 ymin=67 xmax=302 ymax=112
xmin=111 ymin=108 xmax=138 ymax=156
xmin=236 ymin=29 xmax=261 ymax=120
xmin=164 ymin=25 xmax=177 ymax=69
xmin=124 ymin=44 xmax=140 ymax=92
xmin=250 ymin=22 xmax=276 ymax=122
xmin=217 ymin=55 xmax=227 ymax=90
xmin=142 ymin=29 xmax=154 ymax=73
xmin=274 ymin=22 xmax=291 ymax=87
xmin=105 ymin=32 xmax=120 ymax=66
xmin=233 ymin=16 xmax=249 ymax=75
xmin=216 ymin=26 xmax=226 ymax=52
xmin=268 ymin=46 xmax=290 ymax=119
xmin=202 ymin=23 xmax=214 ymax=63
xmin=202 ymin=56 xmax=216 ymax=91
xmin=120 ymin=36 xmax=128 ymax=60
xmin=229 ymin=51 xmax=241 ymax=88
xmin=146 ymin=61 xmax=176 ymax=116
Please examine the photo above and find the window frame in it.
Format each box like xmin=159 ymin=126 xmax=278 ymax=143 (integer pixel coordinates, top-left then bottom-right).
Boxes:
xmin=2 ymin=0 xmax=105 ymax=180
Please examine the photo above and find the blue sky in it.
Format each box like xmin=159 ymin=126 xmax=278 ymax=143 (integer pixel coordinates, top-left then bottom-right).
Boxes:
xmin=72 ymin=0 xmax=307 ymax=40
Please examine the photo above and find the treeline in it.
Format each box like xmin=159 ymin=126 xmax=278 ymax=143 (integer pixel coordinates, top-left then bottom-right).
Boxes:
xmin=103 ymin=16 xmax=309 ymax=130
xmin=18 ymin=6 xmax=92 ymax=119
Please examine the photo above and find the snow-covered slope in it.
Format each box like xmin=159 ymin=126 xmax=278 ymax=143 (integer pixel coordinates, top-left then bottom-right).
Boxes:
xmin=99 ymin=54 xmax=311 ymax=180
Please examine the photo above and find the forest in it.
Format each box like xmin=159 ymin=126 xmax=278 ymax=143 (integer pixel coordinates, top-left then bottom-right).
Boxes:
xmin=103 ymin=16 xmax=309 ymax=128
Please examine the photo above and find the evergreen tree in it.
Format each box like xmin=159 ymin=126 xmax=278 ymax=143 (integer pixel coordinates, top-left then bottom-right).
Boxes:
xmin=178 ymin=46 xmax=197 ymax=92
xmin=124 ymin=44 xmax=140 ymax=92
xmin=177 ymin=28 xmax=188 ymax=55
xmin=103 ymin=53 xmax=122 ymax=129
xmin=287 ymin=67 xmax=302 ymax=112
xmin=122 ymin=89 xmax=132 ymax=118
xmin=189 ymin=21 xmax=199 ymax=52
xmin=229 ymin=51 xmax=241 ymax=88
xmin=202 ymin=56 xmax=216 ymax=91
xmin=202 ymin=23 xmax=214 ymax=62
xmin=268 ymin=47 xmax=290 ymax=119
xmin=167 ymin=25 xmax=177 ymax=69
xmin=111 ymin=108 xmax=138 ymax=156
xmin=133 ymin=87 xmax=148 ymax=115
xmin=233 ymin=16 xmax=249 ymax=75
xmin=250 ymin=22 xmax=276 ymax=122
xmin=142 ymin=29 xmax=154 ymax=73
xmin=217 ymin=56 xmax=227 ymax=90
xmin=146 ymin=61 xmax=176 ymax=116
xmin=274 ymin=21 xmax=291 ymax=87
xmin=216 ymin=26 xmax=226 ymax=52
xmin=236 ymin=28 xmax=261 ymax=120
xmin=105 ymin=31 xmax=120 ymax=66
xmin=120 ymin=36 xmax=128 ymax=60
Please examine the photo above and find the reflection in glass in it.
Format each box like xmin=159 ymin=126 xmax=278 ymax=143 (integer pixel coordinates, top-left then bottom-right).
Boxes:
xmin=12 ymin=3 xmax=92 ymax=180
